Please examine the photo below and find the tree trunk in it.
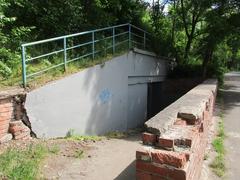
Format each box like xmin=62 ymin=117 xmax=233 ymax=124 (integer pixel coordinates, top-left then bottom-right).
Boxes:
xmin=202 ymin=47 xmax=213 ymax=78
xmin=184 ymin=36 xmax=192 ymax=61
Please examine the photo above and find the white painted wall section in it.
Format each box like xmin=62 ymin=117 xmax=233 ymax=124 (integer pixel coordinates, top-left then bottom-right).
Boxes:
xmin=26 ymin=49 xmax=168 ymax=138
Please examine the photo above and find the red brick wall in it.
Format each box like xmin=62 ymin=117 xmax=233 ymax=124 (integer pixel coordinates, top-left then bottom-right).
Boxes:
xmin=0 ymin=98 xmax=13 ymax=141
xmin=0 ymin=89 xmax=31 ymax=144
xmin=136 ymin=80 xmax=217 ymax=180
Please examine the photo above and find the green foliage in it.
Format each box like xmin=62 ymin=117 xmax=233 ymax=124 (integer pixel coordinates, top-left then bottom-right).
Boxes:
xmin=74 ymin=150 xmax=84 ymax=159
xmin=65 ymin=129 xmax=103 ymax=141
xmin=0 ymin=0 xmax=32 ymax=80
xmin=48 ymin=145 xmax=60 ymax=154
xmin=105 ymin=131 xmax=127 ymax=139
xmin=6 ymin=0 xmax=148 ymax=40
xmin=168 ymin=63 xmax=203 ymax=78
xmin=210 ymin=154 xmax=225 ymax=177
xmin=0 ymin=144 xmax=48 ymax=180
xmin=206 ymin=42 xmax=230 ymax=86
xmin=210 ymin=115 xmax=226 ymax=177
xmin=150 ymin=0 xmax=240 ymax=80
xmin=0 ymin=0 xmax=148 ymax=87
xmin=1 ymin=0 xmax=240 ymax=87
xmin=0 ymin=60 xmax=12 ymax=77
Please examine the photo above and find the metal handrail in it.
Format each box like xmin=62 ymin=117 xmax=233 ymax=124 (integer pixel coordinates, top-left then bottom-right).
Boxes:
xmin=21 ymin=23 xmax=151 ymax=87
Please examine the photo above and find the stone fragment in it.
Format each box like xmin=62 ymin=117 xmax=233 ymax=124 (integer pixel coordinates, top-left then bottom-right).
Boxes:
xmin=0 ymin=133 xmax=13 ymax=144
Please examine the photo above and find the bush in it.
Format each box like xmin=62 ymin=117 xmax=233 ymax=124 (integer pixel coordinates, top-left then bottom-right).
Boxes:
xmin=0 ymin=48 xmax=21 ymax=79
xmin=168 ymin=63 xmax=203 ymax=78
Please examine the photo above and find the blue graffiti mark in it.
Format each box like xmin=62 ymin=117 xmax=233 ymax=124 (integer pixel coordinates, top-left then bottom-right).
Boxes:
xmin=99 ymin=89 xmax=112 ymax=104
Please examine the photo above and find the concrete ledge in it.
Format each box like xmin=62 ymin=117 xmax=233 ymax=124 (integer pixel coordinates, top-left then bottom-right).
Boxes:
xmin=145 ymin=79 xmax=217 ymax=135
xmin=133 ymin=48 xmax=157 ymax=58
xmin=132 ymin=48 xmax=174 ymax=62
xmin=0 ymin=89 xmax=25 ymax=100
xmin=137 ymin=79 xmax=218 ymax=180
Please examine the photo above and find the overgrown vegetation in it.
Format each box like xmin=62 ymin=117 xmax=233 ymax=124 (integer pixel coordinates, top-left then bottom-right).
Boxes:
xmin=104 ymin=131 xmax=127 ymax=139
xmin=210 ymin=113 xmax=226 ymax=177
xmin=65 ymin=129 xmax=103 ymax=141
xmin=66 ymin=129 xmax=130 ymax=140
xmin=0 ymin=144 xmax=48 ymax=180
xmin=0 ymin=0 xmax=240 ymax=88
xmin=74 ymin=150 xmax=84 ymax=159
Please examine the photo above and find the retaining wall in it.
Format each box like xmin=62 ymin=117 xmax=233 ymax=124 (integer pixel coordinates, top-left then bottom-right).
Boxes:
xmin=26 ymin=49 xmax=168 ymax=138
xmin=0 ymin=89 xmax=31 ymax=144
xmin=136 ymin=79 xmax=218 ymax=180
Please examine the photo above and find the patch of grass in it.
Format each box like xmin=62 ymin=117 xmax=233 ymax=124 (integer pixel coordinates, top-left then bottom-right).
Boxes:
xmin=210 ymin=154 xmax=225 ymax=177
xmin=204 ymin=154 xmax=209 ymax=160
xmin=104 ymin=130 xmax=127 ymax=139
xmin=65 ymin=129 xmax=103 ymax=141
xmin=48 ymin=145 xmax=60 ymax=154
xmin=210 ymin=115 xmax=226 ymax=177
xmin=67 ymin=135 xmax=103 ymax=141
xmin=0 ymin=144 xmax=48 ymax=180
xmin=74 ymin=150 xmax=84 ymax=159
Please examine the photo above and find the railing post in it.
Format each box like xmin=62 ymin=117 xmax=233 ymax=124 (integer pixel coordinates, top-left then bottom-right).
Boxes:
xmin=63 ymin=37 xmax=67 ymax=71
xmin=112 ymin=27 xmax=115 ymax=54
xmin=92 ymin=31 xmax=95 ymax=59
xmin=21 ymin=45 xmax=27 ymax=87
xmin=144 ymin=32 xmax=146 ymax=49
xmin=128 ymin=24 xmax=131 ymax=49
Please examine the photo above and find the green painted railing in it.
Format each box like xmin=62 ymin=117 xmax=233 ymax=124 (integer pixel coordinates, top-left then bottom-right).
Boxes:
xmin=21 ymin=23 xmax=151 ymax=87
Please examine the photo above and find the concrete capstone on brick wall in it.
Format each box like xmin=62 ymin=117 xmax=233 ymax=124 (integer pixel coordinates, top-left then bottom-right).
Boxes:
xmin=0 ymin=89 xmax=32 ymax=144
xmin=137 ymin=79 xmax=218 ymax=180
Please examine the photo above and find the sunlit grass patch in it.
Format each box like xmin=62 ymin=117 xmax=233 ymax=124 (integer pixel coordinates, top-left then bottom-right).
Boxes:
xmin=0 ymin=144 xmax=48 ymax=180
xmin=210 ymin=115 xmax=225 ymax=177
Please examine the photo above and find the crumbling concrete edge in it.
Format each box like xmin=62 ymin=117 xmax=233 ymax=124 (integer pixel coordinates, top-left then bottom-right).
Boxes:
xmin=0 ymin=88 xmax=36 ymax=143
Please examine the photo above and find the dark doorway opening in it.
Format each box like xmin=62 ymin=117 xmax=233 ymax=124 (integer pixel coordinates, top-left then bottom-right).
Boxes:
xmin=147 ymin=82 xmax=162 ymax=119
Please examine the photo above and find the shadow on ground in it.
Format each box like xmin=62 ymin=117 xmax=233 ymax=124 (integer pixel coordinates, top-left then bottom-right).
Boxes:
xmin=114 ymin=161 xmax=136 ymax=180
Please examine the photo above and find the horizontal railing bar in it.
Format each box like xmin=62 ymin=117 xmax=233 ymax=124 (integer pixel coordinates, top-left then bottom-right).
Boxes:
xmin=22 ymin=23 xmax=130 ymax=47
xmin=130 ymin=24 xmax=150 ymax=35
xmin=66 ymin=41 xmax=93 ymax=51
xmin=94 ymin=23 xmax=129 ymax=33
xmin=132 ymin=40 xmax=144 ymax=46
xmin=94 ymin=36 xmax=112 ymax=43
xmin=67 ymin=49 xmax=102 ymax=64
xmin=105 ymin=45 xmax=113 ymax=50
xmin=27 ymin=62 xmax=65 ymax=78
xmin=26 ymin=49 xmax=64 ymax=62
xmin=131 ymin=32 xmax=144 ymax=39
xmin=94 ymin=31 xmax=129 ymax=43
xmin=115 ymin=31 xmax=129 ymax=37
xmin=104 ymin=39 xmax=129 ymax=50
xmin=26 ymin=34 xmax=130 ymax=62
xmin=67 ymin=52 xmax=93 ymax=63
xmin=115 ymin=39 xmax=129 ymax=46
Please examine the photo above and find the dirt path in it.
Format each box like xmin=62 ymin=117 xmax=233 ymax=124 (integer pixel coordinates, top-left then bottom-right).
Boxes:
xmin=33 ymin=76 xmax=237 ymax=180
xmin=40 ymin=94 xmax=226 ymax=180
xmin=222 ymin=72 xmax=240 ymax=180
xmin=42 ymin=134 xmax=142 ymax=180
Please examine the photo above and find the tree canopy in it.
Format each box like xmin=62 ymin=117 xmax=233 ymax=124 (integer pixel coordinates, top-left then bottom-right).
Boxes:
xmin=0 ymin=0 xmax=240 ymax=86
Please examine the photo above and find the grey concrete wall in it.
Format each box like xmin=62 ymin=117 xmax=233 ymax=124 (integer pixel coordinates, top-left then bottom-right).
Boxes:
xmin=26 ymin=49 xmax=168 ymax=138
